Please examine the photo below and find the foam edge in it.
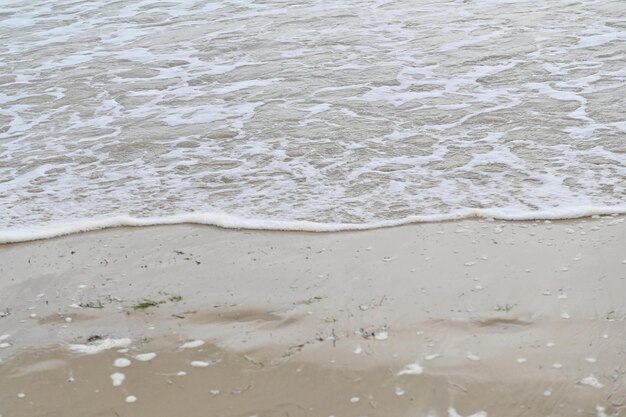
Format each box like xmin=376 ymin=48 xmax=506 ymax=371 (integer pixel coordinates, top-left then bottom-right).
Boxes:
xmin=1 ymin=206 xmax=626 ymax=244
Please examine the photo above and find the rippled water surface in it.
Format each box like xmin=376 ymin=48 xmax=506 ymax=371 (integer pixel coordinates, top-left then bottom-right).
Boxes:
xmin=1 ymin=0 xmax=625 ymax=233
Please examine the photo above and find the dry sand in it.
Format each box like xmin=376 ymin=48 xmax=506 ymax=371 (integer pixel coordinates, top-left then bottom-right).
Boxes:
xmin=0 ymin=216 xmax=625 ymax=417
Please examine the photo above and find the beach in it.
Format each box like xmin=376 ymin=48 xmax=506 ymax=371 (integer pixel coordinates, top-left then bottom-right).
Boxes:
xmin=1 ymin=216 xmax=625 ymax=417
xmin=2 ymin=0 xmax=626 ymax=416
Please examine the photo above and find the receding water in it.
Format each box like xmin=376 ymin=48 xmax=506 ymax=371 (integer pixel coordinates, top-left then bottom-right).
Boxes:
xmin=1 ymin=0 xmax=625 ymax=240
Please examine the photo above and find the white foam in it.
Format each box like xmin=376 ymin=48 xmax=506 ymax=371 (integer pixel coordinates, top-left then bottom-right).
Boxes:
xmin=1 ymin=0 xmax=625 ymax=242
xmin=113 ymin=358 xmax=131 ymax=368
xmin=134 ymin=352 xmax=156 ymax=362
xmin=2 ymin=207 xmax=626 ymax=244
xmin=374 ymin=330 xmax=389 ymax=341
xmin=397 ymin=360 xmax=423 ymax=376
xmin=190 ymin=360 xmax=219 ymax=368
xmin=448 ymin=408 xmax=488 ymax=417
xmin=180 ymin=340 xmax=205 ymax=349
xmin=110 ymin=372 xmax=125 ymax=386
xmin=580 ymin=375 xmax=604 ymax=389
xmin=68 ymin=338 xmax=131 ymax=355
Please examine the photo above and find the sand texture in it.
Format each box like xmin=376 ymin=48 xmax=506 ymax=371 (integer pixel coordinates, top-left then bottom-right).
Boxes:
xmin=0 ymin=217 xmax=625 ymax=417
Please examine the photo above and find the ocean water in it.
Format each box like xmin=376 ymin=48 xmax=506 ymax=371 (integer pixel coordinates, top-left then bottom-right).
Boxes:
xmin=1 ymin=0 xmax=625 ymax=242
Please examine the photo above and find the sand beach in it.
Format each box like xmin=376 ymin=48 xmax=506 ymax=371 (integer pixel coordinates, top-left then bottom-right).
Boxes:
xmin=1 ymin=216 xmax=625 ymax=417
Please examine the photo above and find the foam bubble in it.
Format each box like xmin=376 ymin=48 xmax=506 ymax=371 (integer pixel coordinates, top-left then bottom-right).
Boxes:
xmin=113 ymin=358 xmax=131 ymax=368
xmin=68 ymin=338 xmax=131 ymax=355
xmin=134 ymin=353 xmax=156 ymax=362
xmin=180 ymin=340 xmax=205 ymax=349
xmin=397 ymin=360 xmax=423 ymax=376
xmin=580 ymin=375 xmax=604 ymax=389
xmin=190 ymin=360 xmax=219 ymax=368
xmin=110 ymin=373 xmax=125 ymax=387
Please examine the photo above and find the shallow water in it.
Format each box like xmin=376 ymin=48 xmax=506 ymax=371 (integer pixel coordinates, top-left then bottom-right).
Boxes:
xmin=1 ymin=0 xmax=625 ymax=238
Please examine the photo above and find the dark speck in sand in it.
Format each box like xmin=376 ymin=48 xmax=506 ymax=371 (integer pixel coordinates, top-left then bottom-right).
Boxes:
xmin=133 ymin=299 xmax=165 ymax=310
xmin=86 ymin=335 xmax=104 ymax=344
xmin=79 ymin=300 xmax=104 ymax=309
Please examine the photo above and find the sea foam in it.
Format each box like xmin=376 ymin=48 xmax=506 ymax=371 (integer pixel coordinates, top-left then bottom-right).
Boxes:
xmin=1 ymin=206 xmax=625 ymax=244
xmin=1 ymin=0 xmax=625 ymax=243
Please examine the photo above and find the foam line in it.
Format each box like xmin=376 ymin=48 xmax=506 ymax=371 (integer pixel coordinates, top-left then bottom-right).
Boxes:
xmin=1 ymin=206 xmax=625 ymax=244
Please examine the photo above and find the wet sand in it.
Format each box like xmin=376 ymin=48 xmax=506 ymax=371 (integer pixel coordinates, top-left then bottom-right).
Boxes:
xmin=1 ymin=216 xmax=625 ymax=417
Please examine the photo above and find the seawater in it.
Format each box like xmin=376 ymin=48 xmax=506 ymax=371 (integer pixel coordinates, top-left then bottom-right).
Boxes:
xmin=1 ymin=0 xmax=625 ymax=242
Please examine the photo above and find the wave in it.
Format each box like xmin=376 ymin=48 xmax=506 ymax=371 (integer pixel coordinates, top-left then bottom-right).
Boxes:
xmin=2 ymin=205 xmax=625 ymax=244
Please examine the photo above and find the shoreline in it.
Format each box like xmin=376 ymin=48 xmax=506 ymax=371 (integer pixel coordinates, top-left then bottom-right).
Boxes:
xmin=1 ymin=217 xmax=625 ymax=416
xmin=2 ymin=208 xmax=626 ymax=244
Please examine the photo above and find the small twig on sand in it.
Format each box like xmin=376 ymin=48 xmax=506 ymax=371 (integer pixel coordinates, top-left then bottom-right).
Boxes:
xmin=449 ymin=382 xmax=468 ymax=392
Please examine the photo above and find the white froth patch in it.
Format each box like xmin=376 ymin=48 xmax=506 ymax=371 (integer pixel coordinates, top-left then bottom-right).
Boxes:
xmin=397 ymin=360 xmax=423 ymax=376
xmin=180 ymin=340 xmax=205 ymax=349
xmin=374 ymin=330 xmax=388 ymax=341
xmin=580 ymin=375 xmax=604 ymax=389
xmin=516 ymin=357 xmax=527 ymax=364
xmin=0 ymin=343 xmax=10 ymax=349
xmin=110 ymin=372 xmax=125 ymax=387
xmin=448 ymin=407 xmax=488 ymax=417
xmin=466 ymin=353 xmax=480 ymax=361
xmin=353 ymin=345 xmax=363 ymax=355
xmin=552 ymin=363 xmax=563 ymax=369
xmin=585 ymin=357 xmax=597 ymax=363
xmin=125 ymin=395 xmax=137 ymax=403
xmin=0 ymin=334 xmax=10 ymax=342
xmin=596 ymin=405 xmax=614 ymax=417
xmin=68 ymin=338 xmax=131 ymax=355
xmin=350 ymin=397 xmax=359 ymax=403
xmin=134 ymin=352 xmax=156 ymax=362
xmin=395 ymin=386 xmax=405 ymax=396
xmin=190 ymin=359 xmax=219 ymax=368
xmin=113 ymin=358 xmax=131 ymax=368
